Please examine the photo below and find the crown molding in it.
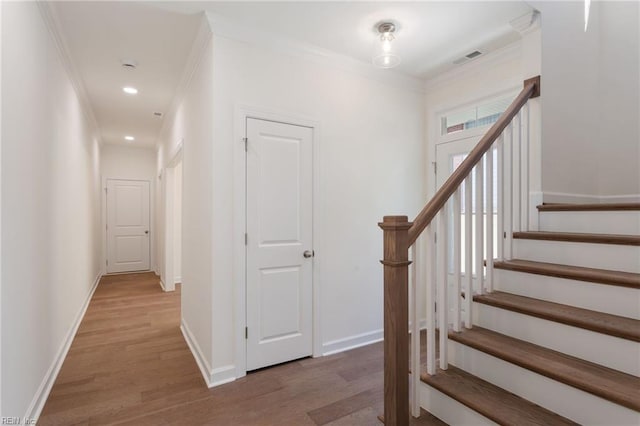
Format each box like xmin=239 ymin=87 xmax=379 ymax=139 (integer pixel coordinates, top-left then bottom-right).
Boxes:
xmin=157 ymin=12 xmax=213 ymax=144
xmin=36 ymin=1 xmax=103 ymax=144
xmin=423 ymin=39 xmax=522 ymax=93
xmin=510 ymin=10 xmax=541 ymax=36
xmin=204 ymin=12 xmax=426 ymax=94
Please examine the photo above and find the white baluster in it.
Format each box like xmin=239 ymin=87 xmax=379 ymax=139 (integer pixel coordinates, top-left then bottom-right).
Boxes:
xmin=504 ymin=124 xmax=513 ymax=260
xmin=464 ymin=175 xmax=473 ymax=328
xmin=513 ymin=112 xmax=521 ymax=232
xmin=522 ymin=103 xmax=530 ymax=231
xmin=452 ymin=188 xmax=461 ymax=332
xmin=437 ymin=209 xmax=448 ymax=370
xmin=486 ymin=147 xmax=494 ymax=293
xmin=426 ymin=224 xmax=436 ymax=375
xmin=410 ymin=243 xmax=420 ymax=417
xmin=475 ymin=160 xmax=484 ymax=295
xmin=497 ymin=135 xmax=504 ymax=261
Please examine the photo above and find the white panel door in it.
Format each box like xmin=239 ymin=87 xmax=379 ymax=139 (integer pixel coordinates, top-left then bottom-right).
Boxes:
xmin=246 ymin=118 xmax=313 ymax=371
xmin=106 ymin=179 xmax=150 ymax=273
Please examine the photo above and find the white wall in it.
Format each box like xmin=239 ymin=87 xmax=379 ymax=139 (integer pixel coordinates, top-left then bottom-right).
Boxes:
xmin=1 ymin=2 xmax=101 ymax=418
xmin=210 ymin=34 xmax=425 ymax=373
xmin=173 ymin=161 xmax=182 ymax=284
xmin=156 ymin=21 xmax=215 ymax=381
xmin=423 ymin=42 xmax=524 ymax=197
xmin=101 ymin=144 xmax=157 ymax=272
xmin=532 ymin=1 xmax=639 ymax=200
xmin=100 ymin=144 xmax=156 ymax=181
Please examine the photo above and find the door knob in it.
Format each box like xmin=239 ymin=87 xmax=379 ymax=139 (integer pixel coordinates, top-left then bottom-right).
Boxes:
xmin=303 ymin=250 xmax=314 ymax=258
xmin=145 ymin=230 xmax=149 ymax=234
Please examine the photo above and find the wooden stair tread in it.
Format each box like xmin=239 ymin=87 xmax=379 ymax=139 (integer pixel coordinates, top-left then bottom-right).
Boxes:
xmin=537 ymin=203 xmax=640 ymax=211
xmin=421 ymin=365 xmax=578 ymax=425
xmin=494 ymin=259 xmax=640 ymax=289
xmin=448 ymin=327 xmax=640 ymax=412
xmin=474 ymin=291 xmax=640 ymax=342
xmin=513 ymin=231 xmax=640 ymax=246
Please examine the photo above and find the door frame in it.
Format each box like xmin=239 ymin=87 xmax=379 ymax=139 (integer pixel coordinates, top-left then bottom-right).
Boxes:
xmin=161 ymin=142 xmax=183 ymax=292
xmin=101 ymin=177 xmax=153 ymax=276
xmin=233 ymin=104 xmax=322 ymax=378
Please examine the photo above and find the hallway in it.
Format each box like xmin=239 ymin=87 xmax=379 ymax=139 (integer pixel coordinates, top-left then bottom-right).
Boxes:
xmin=38 ymin=273 xmax=444 ymax=425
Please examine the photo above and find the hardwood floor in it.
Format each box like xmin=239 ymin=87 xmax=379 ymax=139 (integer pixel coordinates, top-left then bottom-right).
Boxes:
xmin=39 ymin=272 xmax=445 ymax=425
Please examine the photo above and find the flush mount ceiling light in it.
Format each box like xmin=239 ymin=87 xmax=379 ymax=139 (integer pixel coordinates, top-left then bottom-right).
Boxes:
xmin=123 ymin=87 xmax=138 ymax=95
xmin=124 ymin=136 xmax=135 ymax=141
xmin=373 ymin=22 xmax=401 ymax=69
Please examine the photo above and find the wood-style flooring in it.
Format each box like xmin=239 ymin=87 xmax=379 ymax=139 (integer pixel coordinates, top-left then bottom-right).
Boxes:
xmin=39 ymin=272 xmax=445 ymax=426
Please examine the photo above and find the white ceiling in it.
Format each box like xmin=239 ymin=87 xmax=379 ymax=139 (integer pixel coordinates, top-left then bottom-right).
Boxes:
xmin=51 ymin=1 xmax=201 ymax=148
xmin=52 ymin=1 xmax=532 ymax=148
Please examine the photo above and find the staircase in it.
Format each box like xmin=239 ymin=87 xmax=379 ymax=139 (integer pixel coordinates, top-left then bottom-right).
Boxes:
xmin=378 ymin=75 xmax=640 ymax=425
xmin=420 ymin=203 xmax=640 ymax=425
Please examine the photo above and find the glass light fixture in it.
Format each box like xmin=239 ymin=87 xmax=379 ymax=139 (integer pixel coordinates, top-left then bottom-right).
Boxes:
xmin=373 ymin=22 xmax=400 ymax=69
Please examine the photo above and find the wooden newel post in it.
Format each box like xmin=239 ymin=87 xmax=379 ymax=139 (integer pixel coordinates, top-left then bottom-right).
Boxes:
xmin=379 ymin=215 xmax=412 ymax=426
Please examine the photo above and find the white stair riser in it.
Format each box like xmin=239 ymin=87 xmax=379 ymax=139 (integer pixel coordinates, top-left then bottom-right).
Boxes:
xmin=539 ymin=211 xmax=640 ymax=234
xmin=419 ymin=382 xmax=498 ymax=426
xmin=448 ymin=340 xmax=640 ymax=426
xmin=473 ymin=302 xmax=640 ymax=376
xmin=494 ymin=269 xmax=640 ymax=319
xmin=513 ymin=239 xmax=640 ymax=273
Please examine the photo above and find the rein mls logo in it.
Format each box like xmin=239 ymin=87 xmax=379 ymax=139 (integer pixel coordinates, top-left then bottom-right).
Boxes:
xmin=1 ymin=418 xmax=36 ymax=425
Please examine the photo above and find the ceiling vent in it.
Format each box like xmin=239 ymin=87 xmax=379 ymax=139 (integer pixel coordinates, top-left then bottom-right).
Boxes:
xmin=121 ymin=59 xmax=138 ymax=70
xmin=453 ymin=50 xmax=483 ymax=65
xmin=153 ymin=112 xmax=163 ymax=117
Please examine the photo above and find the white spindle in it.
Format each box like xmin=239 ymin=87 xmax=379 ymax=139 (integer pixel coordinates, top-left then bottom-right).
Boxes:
xmin=522 ymin=103 xmax=530 ymax=231
xmin=464 ymin=175 xmax=473 ymax=328
xmin=452 ymin=188 xmax=461 ymax=332
xmin=437 ymin=209 xmax=448 ymax=370
xmin=496 ymin=135 xmax=504 ymax=261
xmin=426 ymin=224 xmax=436 ymax=375
xmin=474 ymin=160 xmax=484 ymax=295
xmin=486 ymin=147 xmax=494 ymax=293
xmin=513 ymin=112 xmax=522 ymax=232
xmin=504 ymin=124 xmax=513 ymax=259
xmin=410 ymin=243 xmax=420 ymax=418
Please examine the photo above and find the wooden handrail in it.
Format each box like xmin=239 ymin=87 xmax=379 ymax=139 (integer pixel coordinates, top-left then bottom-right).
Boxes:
xmin=407 ymin=76 xmax=540 ymax=246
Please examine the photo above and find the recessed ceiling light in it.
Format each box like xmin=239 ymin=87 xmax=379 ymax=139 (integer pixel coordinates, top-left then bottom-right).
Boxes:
xmin=124 ymin=136 xmax=135 ymax=141
xmin=123 ymin=87 xmax=138 ymax=95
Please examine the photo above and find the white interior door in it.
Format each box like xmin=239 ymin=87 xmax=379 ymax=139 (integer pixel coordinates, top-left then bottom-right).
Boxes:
xmin=106 ymin=179 xmax=150 ymax=273
xmin=246 ymin=118 xmax=313 ymax=371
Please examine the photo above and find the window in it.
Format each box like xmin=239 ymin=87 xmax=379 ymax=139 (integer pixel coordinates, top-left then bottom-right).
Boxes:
xmin=441 ymin=96 xmax=514 ymax=135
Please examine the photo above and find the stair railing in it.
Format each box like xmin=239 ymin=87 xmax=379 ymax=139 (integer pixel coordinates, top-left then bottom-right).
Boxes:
xmin=379 ymin=76 xmax=540 ymax=426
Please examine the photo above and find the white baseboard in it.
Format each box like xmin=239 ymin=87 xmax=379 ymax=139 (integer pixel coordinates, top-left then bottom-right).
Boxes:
xmin=27 ymin=272 xmax=102 ymax=423
xmin=180 ymin=319 xmax=236 ymax=388
xmin=174 ymin=276 xmax=181 ymax=284
xmin=541 ymin=191 xmax=640 ymax=204
xmin=210 ymin=365 xmax=236 ymax=387
xmin=158 ymin=279 xmax=166 ymax=291
xmin=322 ymin=329 xmax=383 ymax=356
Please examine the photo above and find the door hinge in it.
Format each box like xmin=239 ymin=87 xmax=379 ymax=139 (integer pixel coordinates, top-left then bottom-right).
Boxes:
xmin=245 ymin=327 xmax=248 ymax=339
xmin=244 ymin=233 xmax=248 ymax=245
xmin=105 ymin=187 xmax=108 ymax=194
xmin=106 ymin=259 xmax=108 ymax=266
xmin=434 ymin=232 xmax=437 ymax=243
xmin=242 ymin=137 xmax=248 ymax=152
xmin=432 ymin=161 xmax=437 ymax=175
